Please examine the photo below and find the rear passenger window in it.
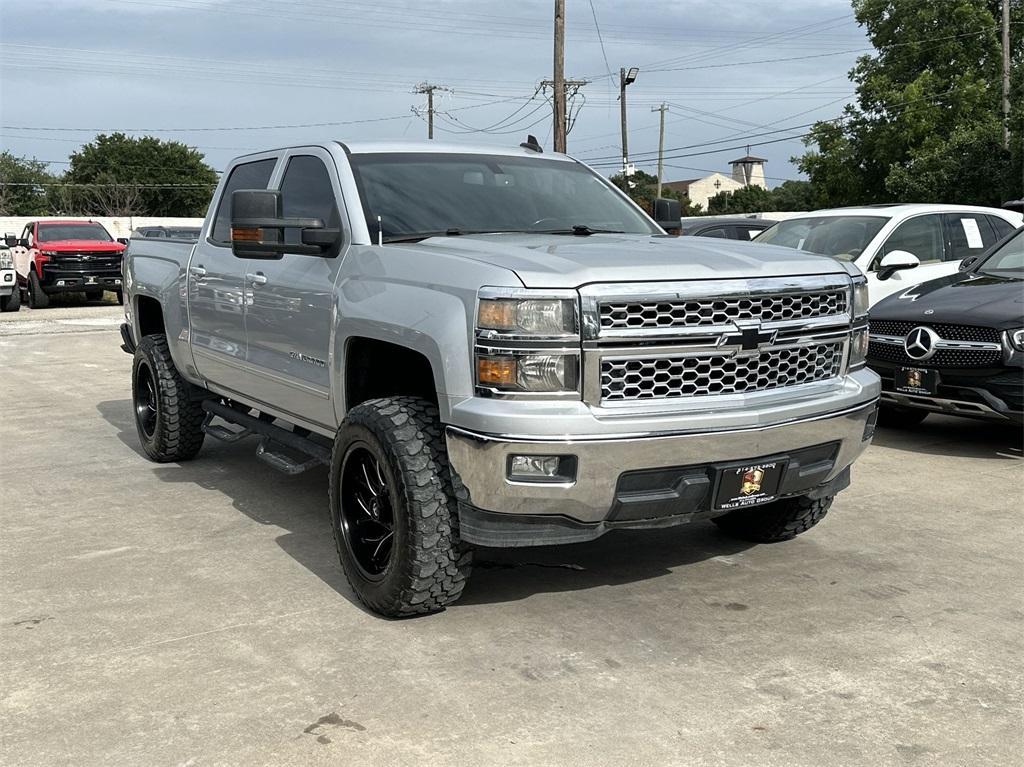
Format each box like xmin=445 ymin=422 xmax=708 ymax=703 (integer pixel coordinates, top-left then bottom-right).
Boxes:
xmin=210 ymin=158 xmax=277 ymax=244
xmin=700 ymin=227 xmax=729 ymax=239
xmin=944 ymin=213 xmax=999 ymax=261
xmin=739 ymin=227 xmax=762 ymax=240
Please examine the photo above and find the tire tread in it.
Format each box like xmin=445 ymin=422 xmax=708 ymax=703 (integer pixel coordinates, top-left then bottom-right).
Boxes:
xmin=330 ymin=396 xmax=472 ymax=617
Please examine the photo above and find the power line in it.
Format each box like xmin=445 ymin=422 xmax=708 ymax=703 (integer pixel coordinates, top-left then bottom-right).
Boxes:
xmin=643 ymin=26 xmax=1007 ymax=73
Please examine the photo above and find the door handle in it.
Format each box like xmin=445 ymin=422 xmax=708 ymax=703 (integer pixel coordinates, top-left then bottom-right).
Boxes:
xmin=247 ymin=272 xmax=267 ymax=286
xmin=189 ymin=265 xmax=207 ymax=278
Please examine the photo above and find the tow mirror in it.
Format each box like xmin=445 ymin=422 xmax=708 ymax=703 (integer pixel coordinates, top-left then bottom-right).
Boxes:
xmin=959 ymin=255 xmax=981 ymax=271
xmin=652 ymin=197 xmax=682 ymax=234
xmin=116 ymin=237 xmax=130 ymax=246
xmin=3 ymin=233 xmax=16 ymax=248
xmin=876 ymin=250 xmax=920 ymax=281
xmin=230 ymin=189 xmax=340 ymax=259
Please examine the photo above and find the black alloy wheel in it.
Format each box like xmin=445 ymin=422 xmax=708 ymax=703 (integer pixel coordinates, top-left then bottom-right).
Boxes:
xmin=339 ymin=445 xmax=395 ymax=578
xmin=134 ymin=360 xmax=159 ymax=439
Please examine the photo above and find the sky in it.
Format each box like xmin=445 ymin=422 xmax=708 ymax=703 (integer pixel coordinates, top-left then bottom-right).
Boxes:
xmin=0 ymin=0 xmax=870 ymax=186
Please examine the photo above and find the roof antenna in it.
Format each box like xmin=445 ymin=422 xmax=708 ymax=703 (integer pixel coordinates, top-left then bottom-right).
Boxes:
xmin=520 ymin=134 xmax=543 ymax=153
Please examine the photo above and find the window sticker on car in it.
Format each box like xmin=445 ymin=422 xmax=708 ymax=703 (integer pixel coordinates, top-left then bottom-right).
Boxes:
xmin=747 ymin=229 xmax=758 ymax=239
xmin=961 ymin=218 xmax=983 ymax=248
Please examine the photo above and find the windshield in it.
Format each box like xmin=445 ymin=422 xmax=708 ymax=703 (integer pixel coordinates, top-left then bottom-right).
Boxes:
xmin=977 ymin=228 xmax=1024 ymax=275
xmin=755 ymin=215 xmax=888 ymax=261
xmin=37 ymin=223 xmax=112 ymax=242
xmin=348 ymin=152 xmax=659 ymax=241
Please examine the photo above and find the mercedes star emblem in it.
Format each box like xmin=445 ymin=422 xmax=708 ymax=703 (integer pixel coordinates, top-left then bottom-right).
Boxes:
xmin=904 ymin=326 xmax=939 ymax=361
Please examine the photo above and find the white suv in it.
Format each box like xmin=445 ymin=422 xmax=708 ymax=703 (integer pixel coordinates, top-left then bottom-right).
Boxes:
xmin=755 ymin=204 xmax=1023 ymax=304
xmin=1 ymin=235 xmax=20 ymax=313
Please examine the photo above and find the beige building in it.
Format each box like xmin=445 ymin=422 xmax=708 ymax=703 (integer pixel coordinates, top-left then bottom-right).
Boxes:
xmin=663 ymin=155 xmax=767 ymax=212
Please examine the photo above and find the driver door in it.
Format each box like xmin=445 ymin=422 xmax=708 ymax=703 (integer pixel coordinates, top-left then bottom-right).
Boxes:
xmin=868 ymin=214 xmax=947 ymax=303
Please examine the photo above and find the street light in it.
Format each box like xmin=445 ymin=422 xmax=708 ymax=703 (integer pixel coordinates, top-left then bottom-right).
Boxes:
xmin=620 ymin=66 xmax=639 ymax=171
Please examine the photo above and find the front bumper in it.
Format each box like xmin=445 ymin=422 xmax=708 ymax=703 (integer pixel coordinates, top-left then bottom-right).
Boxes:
xmin=40 ymin=265 xmax=121 ymax=293
xmin=870 ymin=362 xmax=1024 ymax=424
xmin=446 ymin=399 xmax=878 ymax=547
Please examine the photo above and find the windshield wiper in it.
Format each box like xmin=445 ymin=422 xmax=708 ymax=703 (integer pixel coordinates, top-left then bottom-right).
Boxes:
xmin=533 ymin=225 xmax=627 ymax=236
xmin=382 ymin=228 xmax=471 ymax=243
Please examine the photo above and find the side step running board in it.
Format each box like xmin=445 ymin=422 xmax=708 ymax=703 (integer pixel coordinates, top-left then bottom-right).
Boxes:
xmin=201 ymin=400 xmax=331 ymax=474
xmin=256 ymin=439 xmax=323 ymax=476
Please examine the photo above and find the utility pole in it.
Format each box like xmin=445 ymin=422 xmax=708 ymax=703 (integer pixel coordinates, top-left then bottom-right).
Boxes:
xmin=619 ymin=67 xmax=639 ymax=172
xmin=552 ymin=0 xmax=566 ymax=153
xmin=651 ymin=103 xmax=668 ymax=198
xmin=413 ymin=82 xmax=447 ymax=140
xmin=1002 ymin=0 xmax=1011 ymax=150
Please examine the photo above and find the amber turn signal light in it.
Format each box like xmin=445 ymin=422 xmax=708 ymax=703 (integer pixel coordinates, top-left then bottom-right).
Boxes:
xmin=477 ymin=355 xmax=517 ymax=387
xmin=231 ymin=226 xmax=262 ymax=242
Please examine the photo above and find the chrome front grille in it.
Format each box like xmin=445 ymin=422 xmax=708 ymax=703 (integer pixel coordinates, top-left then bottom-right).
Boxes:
xmin=580 ymin=277 xmax=854 ymax=407
xmin=600 ymin=343 xmax=844 ymax=401
xmin=600 ymin=290 xmax=847 ymax=331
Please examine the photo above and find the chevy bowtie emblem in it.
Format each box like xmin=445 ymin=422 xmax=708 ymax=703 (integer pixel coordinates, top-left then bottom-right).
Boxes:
xmin=904 ymin=326 xmax=938 ymax=361
xmin=722 ymin=326 xmax=778 ymax=351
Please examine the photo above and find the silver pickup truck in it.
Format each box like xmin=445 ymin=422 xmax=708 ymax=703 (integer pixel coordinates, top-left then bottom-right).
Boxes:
xmin=121 ymin=141 xmax=880 ymax=617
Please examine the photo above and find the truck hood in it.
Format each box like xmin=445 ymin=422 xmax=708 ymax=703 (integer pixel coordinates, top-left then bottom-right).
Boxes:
xmin=400 ymin=233 xmax=848 ymax=287
xmin=37 ymin=240 xmax=124 ymax=252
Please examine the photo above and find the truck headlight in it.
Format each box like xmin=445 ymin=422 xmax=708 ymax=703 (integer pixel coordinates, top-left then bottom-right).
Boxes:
xmin=849 ymin=326 xmax=869 ymax=370
xmin=852 ymin=278 xmax=869 ymax=317
xmin=40 ymin=250 xmax=60 ymax=257
xmin=477 ymin=353 xmax=579 ymax=393
xmin=1007 ymin=329 xmax=1024 ymax=352
xmin=477 ymin=289 xmax=577 ymax=337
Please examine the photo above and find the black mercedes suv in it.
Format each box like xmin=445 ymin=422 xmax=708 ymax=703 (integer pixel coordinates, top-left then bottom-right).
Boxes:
xmin=867 ymin=226 xmax=1024 ymax=427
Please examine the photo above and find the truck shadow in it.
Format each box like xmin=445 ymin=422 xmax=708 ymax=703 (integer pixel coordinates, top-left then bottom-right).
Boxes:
xmin=98 ymin=398 xmax=755 ymax=613
xmin=871 ymin=416 xmax=1023 ymax=461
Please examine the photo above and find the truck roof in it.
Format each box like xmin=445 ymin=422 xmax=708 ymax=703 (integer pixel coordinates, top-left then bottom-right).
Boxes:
xmin=343 ymin=141 xmax=576 ymax=161
xmin=232 ymin=141 xmax=575 ymax=163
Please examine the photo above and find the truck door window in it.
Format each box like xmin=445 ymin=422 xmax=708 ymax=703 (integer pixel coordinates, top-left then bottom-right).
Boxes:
xmin=279 ymin=155 xmax=341 ymax=232
xmin=210 ymin=158 xmax=276 ymax=244
xmin=879 ymin=214 xmax=944 ymax=264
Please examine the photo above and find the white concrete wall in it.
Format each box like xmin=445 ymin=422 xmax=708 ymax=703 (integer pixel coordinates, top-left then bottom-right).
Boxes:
xmin=0 ymin=216 xmax=205 ymax=240
xmin=685 ymin=173 xmax=744 ymax=211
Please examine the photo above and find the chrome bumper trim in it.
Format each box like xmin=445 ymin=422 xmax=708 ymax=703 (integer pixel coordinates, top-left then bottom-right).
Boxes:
xmin=446 ymin=399 xmax=877 ymax=524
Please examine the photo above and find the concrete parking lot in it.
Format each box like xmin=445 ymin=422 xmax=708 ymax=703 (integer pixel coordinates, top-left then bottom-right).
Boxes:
xmin=1 ymin=306 xmax=1022 ymax=766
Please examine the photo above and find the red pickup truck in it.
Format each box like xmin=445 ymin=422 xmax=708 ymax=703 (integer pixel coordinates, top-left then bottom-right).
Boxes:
xmin=13 ymin=219 xmax=127 ymax=308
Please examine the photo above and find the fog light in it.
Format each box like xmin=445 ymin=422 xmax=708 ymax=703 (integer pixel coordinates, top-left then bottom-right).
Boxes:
xmin=115 ymin=279 xmax=122 ymax=285
xmin=56 ymin=280 xmax=65 ymax=286
xmin=507 ymin=454 xmax=577 ymax=484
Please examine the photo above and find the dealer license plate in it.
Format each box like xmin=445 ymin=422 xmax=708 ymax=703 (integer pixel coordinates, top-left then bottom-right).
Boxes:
xmin=714 ymin=460 xmax=786 ymax=511
xmin=895 ymin=367 xmax=938 ymax=395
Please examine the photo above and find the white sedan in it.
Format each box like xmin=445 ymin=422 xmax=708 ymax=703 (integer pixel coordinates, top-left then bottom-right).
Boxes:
xmin=754 ymin=204 xmax=1023 ymax=304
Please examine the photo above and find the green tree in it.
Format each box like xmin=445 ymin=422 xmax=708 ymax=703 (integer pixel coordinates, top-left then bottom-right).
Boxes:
xmin=705 ymin=180 xmax=818 ymax=214
xmin=706 ymin=185 xmax=775 ymax=214
xmin=63 ymin=133 xmax=219 ymax=216
xmin=799 ymin=0 xmax=1023 ymax=207
xmin=0 ymin=152 xmax=55 ymax=215
xmin=608 ymin=169 xmax=703 ymax=216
